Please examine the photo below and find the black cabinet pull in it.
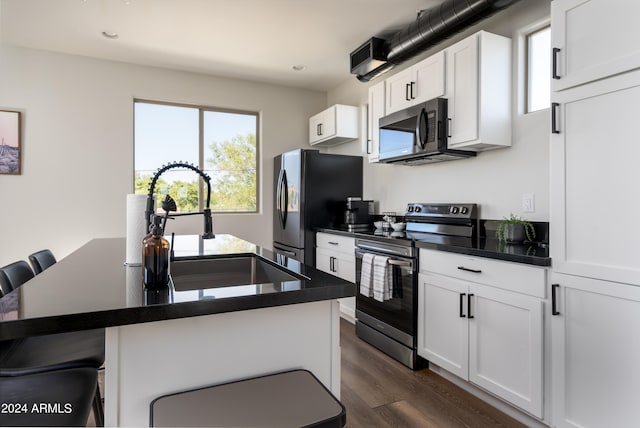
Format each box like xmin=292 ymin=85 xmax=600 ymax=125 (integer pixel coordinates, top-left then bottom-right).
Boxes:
xmin=552 ymin=47 xmax=561 ymax=80
xmin=410 ymin=81 xmax=416 ymax=100
xmin=467 ymin=293 xmax=474 ymax=319
xmin=405 ymin=83 xmax=411 ymax=101
xmin=551 ymin=102 xmax=560 ymax=134
xmin=459 ymin=293 xmax=466 ymax=318
xmin=552 ymin=283 xmax=560 ymax=316
xmin=457 ymin=266 xmax=482 ymax=274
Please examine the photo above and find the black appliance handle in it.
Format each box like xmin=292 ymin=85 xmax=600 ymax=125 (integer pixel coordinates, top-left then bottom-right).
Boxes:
xmin=416 ymin=108 xmax=427 ymax=149
xmin=460 ymin=293 xmax=467 ymax=318
xmin=281 ymin=170 xmax=288 ymax=228
xmin=551 ymin=102 xmax=560 ymax=134
xmin=276 ymin=169 xmax=284 ymax=223
xmin=552 ymin=47 xmax=561 ymax=80
xmin=552 ymin=283 xmax=560 ymax=316
xmin=458 ymin=266 xmax=482 ymax=274
xmin=467 ymin=293 xmax=475 ymax=319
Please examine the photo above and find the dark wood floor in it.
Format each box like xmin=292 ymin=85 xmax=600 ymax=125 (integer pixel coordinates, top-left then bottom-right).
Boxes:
xmin=340 ymin=318 xmax=525 ymax=428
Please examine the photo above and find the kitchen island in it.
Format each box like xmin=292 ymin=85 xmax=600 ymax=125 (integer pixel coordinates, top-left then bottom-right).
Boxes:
xmin=0 ymin=235 xmax=355 ymax=426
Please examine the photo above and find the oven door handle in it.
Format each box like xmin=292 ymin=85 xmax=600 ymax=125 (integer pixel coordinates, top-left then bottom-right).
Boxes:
xmin=387 ymin=259 xmax=411 ymax=267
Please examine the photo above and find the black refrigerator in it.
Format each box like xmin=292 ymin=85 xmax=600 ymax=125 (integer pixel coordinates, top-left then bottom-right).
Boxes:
xmin=273 ymin=149 xmax=363 ymax=265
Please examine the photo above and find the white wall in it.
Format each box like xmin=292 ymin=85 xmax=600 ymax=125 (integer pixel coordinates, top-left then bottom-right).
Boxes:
xmin=327 ymin=0 xmax=551 ymax=222
xmin=0 ymin=46 xmax=325 ymax=267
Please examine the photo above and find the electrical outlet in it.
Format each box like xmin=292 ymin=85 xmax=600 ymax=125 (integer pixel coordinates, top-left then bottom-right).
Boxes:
xmin=522 ymin=193 xmax=535 ymax=213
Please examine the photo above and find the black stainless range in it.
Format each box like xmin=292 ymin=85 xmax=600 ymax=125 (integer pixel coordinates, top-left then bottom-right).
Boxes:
xmin=355 ymin=203 xmax=478 ymax=370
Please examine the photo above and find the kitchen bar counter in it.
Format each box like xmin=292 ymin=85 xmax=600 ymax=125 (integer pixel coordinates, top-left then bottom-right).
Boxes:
xmin=0 ymin=234 xmax=355 ymax=339
xmin=0 ymin=234 xmax=352 ymax=426
xmin=317 ymin=227 xmax=551 ymax=267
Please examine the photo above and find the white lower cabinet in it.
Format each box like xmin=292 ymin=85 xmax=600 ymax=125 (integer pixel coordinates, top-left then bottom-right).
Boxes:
xmin=316 ymin=232 xmax=356 ymax=320
xmin=551 ymin=273 xmax=640 ymax=428
xmin=418 ymin=249 xmax=545 ymax=418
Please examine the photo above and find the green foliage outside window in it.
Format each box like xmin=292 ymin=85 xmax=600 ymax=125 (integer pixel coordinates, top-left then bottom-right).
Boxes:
xmin=135 ymin=132 xmax=256 ymax=213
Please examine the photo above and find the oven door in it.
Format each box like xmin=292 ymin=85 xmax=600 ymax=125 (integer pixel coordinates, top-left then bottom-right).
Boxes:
xmin=355 ymin=246 xmax=416 ymax=338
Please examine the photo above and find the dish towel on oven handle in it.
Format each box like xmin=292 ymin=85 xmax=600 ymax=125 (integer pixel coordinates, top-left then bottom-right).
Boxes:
xmin=373 ymin=255 xmax=392 ymax=302
xmin=359 ymin=253 xmax=374 ymax=297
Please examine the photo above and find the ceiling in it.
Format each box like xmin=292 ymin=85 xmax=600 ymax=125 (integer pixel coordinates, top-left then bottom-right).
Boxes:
xmin=0 ymin=0 xmax=444 ymax=91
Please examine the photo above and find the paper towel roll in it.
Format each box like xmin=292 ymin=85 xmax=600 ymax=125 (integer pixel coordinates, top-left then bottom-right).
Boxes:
xmin=126 ymin=193 xmax=148 ymax=266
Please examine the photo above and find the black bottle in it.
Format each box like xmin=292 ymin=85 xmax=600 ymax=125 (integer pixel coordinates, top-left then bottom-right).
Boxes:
xmin=142 ymin=216 xmax=169 ymax=288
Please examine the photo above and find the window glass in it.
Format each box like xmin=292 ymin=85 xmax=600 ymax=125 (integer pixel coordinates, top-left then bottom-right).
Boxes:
xmin=134 ymin=101 xmax=258 ymax=213
xmin=527 ymin=26 xmax=551 ymax=113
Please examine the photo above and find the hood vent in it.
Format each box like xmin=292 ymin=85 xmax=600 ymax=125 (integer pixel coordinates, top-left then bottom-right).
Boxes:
xmin=352 ymin=0 xmax=521 ymax=82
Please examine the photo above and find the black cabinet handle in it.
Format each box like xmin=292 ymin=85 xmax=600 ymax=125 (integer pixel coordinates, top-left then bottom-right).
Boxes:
xmin=405 ymin=83 xmax=411 ymax=101
xmin=467 ymin=294 xmax=474 ymax=319
xmin=410 ymin=81 xmax=416 ymax=100
xmin=459 ymin=293 xmax=467 ymax=318
xmin=552 ymin=283 xmax=560 ymax=316
xmin=551 ymin=102 xmax=560 ymax=134
xmin=552 ymin=47 xmax=561 ymax=80
xmin=457 ymin=266 xmax=482 ymax=274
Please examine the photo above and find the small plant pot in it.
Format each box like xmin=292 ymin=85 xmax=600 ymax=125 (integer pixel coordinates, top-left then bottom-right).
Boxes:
xmin=503 ymin=224 xmax=526 ymax=243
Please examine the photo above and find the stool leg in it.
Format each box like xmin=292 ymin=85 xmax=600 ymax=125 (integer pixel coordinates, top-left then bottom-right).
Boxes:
xmin=92 ymin=379 xmax=104 ymax=427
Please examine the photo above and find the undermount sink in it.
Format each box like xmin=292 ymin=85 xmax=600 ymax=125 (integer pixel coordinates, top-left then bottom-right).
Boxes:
xmin=170 ymin=255 xmax=306 ymax=291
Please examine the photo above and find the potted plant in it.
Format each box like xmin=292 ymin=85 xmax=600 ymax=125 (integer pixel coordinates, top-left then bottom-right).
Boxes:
xmin=496 ymin=214 xmax=536 ymax=244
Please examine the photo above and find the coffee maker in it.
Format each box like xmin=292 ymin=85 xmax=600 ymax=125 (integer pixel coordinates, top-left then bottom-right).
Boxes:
xmin=343 ymin=197 xmax=374 ymax=231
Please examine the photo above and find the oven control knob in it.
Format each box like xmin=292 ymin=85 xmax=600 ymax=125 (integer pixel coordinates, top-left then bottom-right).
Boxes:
xmin=414 ymin=206 xmax=422 ymax=213
xmin=450 ymin=206 xmax=459 ymax=214
xmin=408 ymin=206 xmax=414 ymax=212
xmin=460 ymin=207 xmax=469 ymax=215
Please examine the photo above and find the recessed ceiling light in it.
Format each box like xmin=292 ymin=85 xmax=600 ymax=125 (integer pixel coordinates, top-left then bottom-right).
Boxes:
xmin=292 ymin=65 xmax=307 ymax=71
xmin=102 ymin=31 xmax=119 ymax=39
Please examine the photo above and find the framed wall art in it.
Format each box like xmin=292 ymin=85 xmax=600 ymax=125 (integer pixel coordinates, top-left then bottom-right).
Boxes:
xmin=0 ymin=109 xmax=21 ymax=175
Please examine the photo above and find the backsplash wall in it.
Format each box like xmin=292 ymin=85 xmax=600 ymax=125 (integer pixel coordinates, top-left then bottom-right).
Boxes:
xmin=327 ymin=0 xmax=551 ymax=222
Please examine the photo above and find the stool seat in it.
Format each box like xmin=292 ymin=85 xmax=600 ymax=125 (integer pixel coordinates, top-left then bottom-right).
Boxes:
xmin=150 ymin=369 xmax=346 ymax=427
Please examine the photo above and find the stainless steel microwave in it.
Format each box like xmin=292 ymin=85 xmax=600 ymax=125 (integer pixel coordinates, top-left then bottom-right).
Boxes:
xmin=378 ymin=98 xmax=475 ymax=165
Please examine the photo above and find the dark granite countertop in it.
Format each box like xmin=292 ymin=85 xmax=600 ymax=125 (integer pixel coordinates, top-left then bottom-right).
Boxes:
xmin=0 ymin=235 xmax=355 ymax=340
xmin=317 ymin=227 xmax=551 ymax=267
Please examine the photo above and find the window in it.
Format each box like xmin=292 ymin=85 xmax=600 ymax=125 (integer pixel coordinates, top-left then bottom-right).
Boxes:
xmin=526 ymin=25 xmax=551 ymax=113
xmin=134 ymin=101 xmax=259 ymax=213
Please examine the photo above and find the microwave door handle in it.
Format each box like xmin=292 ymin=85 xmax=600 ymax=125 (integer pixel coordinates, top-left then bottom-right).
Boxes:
xmin=415 ymin=108 xmax=427 ymax=149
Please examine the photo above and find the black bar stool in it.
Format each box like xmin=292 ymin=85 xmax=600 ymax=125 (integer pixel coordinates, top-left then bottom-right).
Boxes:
xmin=0 ymin=259 xmax=106 ymax=426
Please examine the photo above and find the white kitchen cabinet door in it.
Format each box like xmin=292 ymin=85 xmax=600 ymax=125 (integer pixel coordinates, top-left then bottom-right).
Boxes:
xmin=385 ymin=51 xmax=445 ymax=115
xmin=551 ymin=273 xmax=640 ymax=428
xmin=550 ymin=69 xmax=640 ymax=285
xmin=309 ymin=105 xmax=358 ymax=147
xmin=418 ymin=273 xmax=469 ymax=379
xmin=445 ymin=31 xmax=511 ymax=151
xmin=385 ymin=66 xmax=414 ymax=114
xmin=366 ymin=81 xmax=385 ymax=163
xmin=468 ymin=284 xmax=543 ymax=418
xmin=315 ymin=247 xmax=333 ymax=276
xmin=551 ymin=0 xmax=640 ymax=91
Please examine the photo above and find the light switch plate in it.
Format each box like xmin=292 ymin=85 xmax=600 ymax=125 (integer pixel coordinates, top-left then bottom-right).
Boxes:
xmin=522 ymin=193 xmax=535 ymax=213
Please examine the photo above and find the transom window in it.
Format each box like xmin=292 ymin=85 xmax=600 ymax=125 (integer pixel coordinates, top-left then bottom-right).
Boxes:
xmin=526 ymin=25 xmax=551 ymax=113
xmin=134 ymin=100 xmax=259 ymax=213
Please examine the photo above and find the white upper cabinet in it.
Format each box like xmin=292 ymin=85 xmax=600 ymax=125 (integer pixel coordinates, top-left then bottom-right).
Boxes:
xmin=309 ymin=104 xmax=359 ymax=147
xmin=385 ymin=51 xmax=446 ymax=114
xmin=445 ymin=31 xmax=511 ymax=151
xmin=550 ymin=70 xmax=640 ymax=286
xmin=551 ymin=0 xmax=640 ymax=91
xmin=366 ymin=81 xmax=385 ymax=163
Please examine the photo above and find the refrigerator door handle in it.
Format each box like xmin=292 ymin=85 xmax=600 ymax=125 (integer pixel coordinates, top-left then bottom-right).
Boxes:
xmin=280 ymin=170 xmax=288 ymax=228
xmin=276 ymin=169 xmax=284 ymax=224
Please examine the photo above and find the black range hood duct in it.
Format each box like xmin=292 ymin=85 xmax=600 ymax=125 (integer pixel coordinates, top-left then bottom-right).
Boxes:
xmin=353 ymin=0 xmax=521 ymax=82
